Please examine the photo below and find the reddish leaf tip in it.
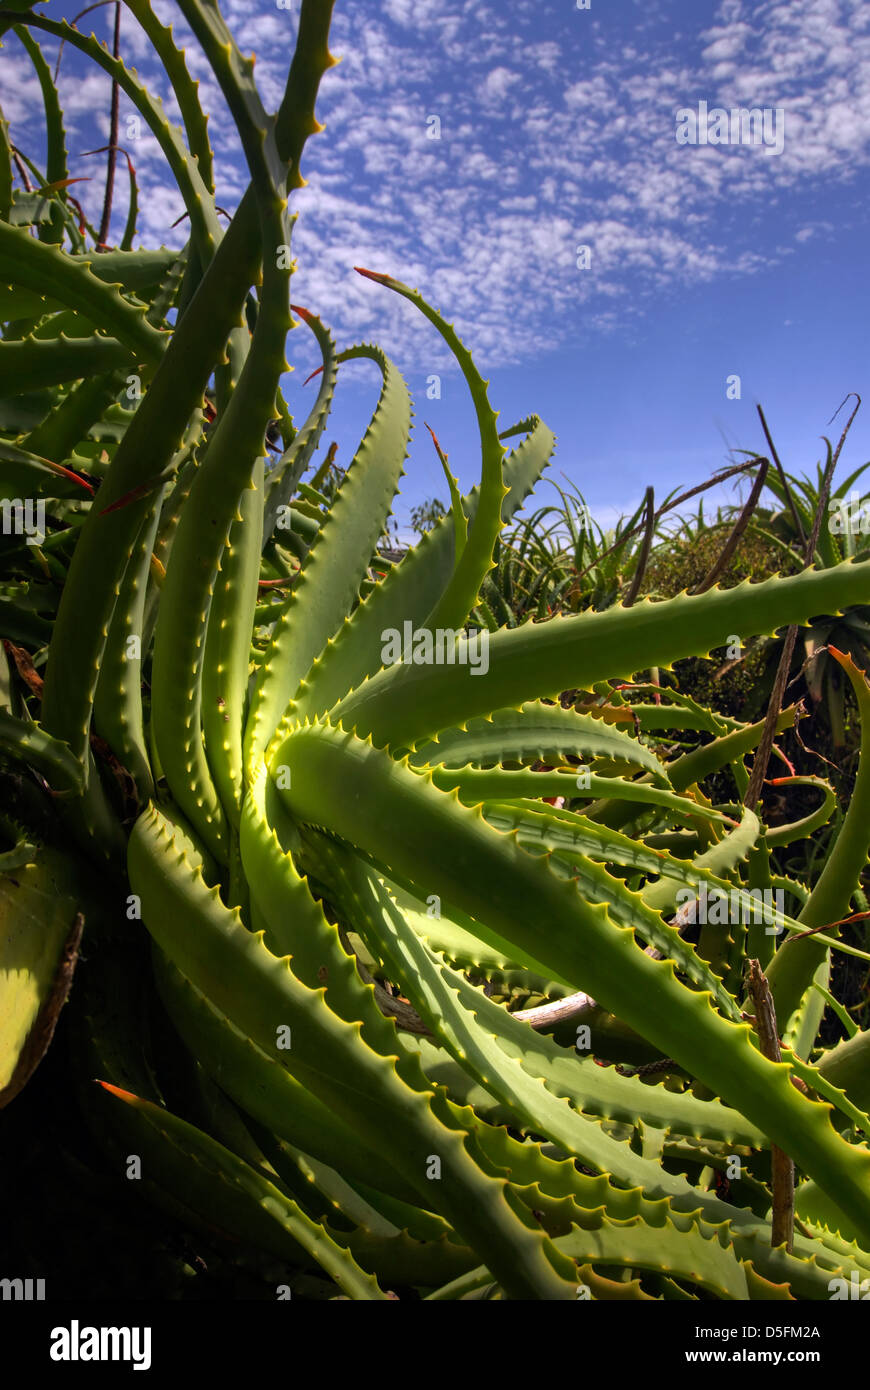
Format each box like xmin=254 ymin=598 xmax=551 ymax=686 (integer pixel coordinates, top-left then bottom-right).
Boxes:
xmin=95 ymin=1080 xmax=138 ymax=1102
xmin=354 ymin=265 xmax=391 ymax=285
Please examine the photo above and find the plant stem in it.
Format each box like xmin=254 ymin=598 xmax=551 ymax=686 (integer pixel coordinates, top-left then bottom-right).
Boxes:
xmin=97 ymin=2 xmax=121 ymax=250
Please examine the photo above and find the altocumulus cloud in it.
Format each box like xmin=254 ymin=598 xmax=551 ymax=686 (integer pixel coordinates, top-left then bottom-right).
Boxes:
xmin=3 ymin=0 xmax=870 ymax=373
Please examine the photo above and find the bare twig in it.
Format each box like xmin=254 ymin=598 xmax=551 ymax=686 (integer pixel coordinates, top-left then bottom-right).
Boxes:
xmin=693 ymin=461 xmax=768 ymax=594
xmin=624 ymin=486 xmax=655 ymax=606
xmin=96 ymin=2 xmax=121 ymax=250
xmin=54 ymin=1 xmax=118 ymax=80
xmin=512 ymin=990 xmax=598 ymax=1030
xmin=572 ymin=459 xmax=764 ymax=588
xmin=347 ymin=950 xmax=433 ymax=1036
xmin=757 ymin=405 xmax=806 ymax=548
xmin=827 ymin=392 xmax=863 ymax=449
xmin=516 ymin=899 xmax=697 ymax=1028
xmin=787 ymin=911 xmax=870 ymax=942
xmin=617 ymin=1056 xmax=679 ymax=1078
xmin=790 ymin=698 xmax=842 ymax=775
xmin=746 ymin=958 xmax=794 ymax=1251
xmin=170 ymin=206 xmax=231 ymax=227
xmin=743 ymin=629 xmax=801 ymax=810
xmin=11 ymin=148 xmax=33 ymax=191
xmin=744 ymin=397 xmax=860 ymax=809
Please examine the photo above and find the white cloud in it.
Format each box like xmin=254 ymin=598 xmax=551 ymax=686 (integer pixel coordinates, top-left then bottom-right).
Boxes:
xmin=4 ymin=0 xmax=870 ymax=375
xmin=481 ymin=66 xmax=520 ymax=102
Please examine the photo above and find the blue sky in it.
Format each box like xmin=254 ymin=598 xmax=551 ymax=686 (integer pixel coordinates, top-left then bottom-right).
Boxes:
xmin=4 ymin=0 xmax=870 ymax=537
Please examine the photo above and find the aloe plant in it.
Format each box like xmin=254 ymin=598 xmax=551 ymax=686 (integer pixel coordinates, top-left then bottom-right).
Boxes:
xmin=717 ymin=444 xmax=870 ymax=749
xmin=474 ymin=481 xmax=659 ymax=628
xmin=2 ymin=0 xmax=870 ymax=1302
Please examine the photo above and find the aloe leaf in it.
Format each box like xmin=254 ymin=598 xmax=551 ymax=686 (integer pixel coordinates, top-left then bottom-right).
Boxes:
xmin=118 ymin=149 xmax=138 ymax=253
xmin=96 ymin=1081 xmax=390 ymax=1298
xmin=335 ymin=562 xmax=870 ymax=748
xmin=324 ymin=786 xmax=740 ymax=1017
xmin=248 ymin=344 xmax=412 ymax=771
xmin=0 ymin=439 xmax=94 ymax=499
xmin=21 ymin=372 xmax=121 ymax=467
xmin=0 ymin=228 xmax=167 ymax=358
xmin=41 ymin=4 xmax=336 ymax=794
xmin=293 ymin=417 xmax=554 ymax=724
xmin=0 ymin=709 xmax=83 ymax=792
xmin=248 ymin=1127 xmax=476 ymax=1282
xmin=668 ymin=707 xmax=798 ymax=792
xmin=444 ymin=1103 xmax=861 ymax=1298
xmin=92 ymin=499 xmax=160 ymax=801
xmin=470 ymin=1111 xmax=869 ymax=1295
xmin=152 ymin=947 xmax=422 ymax=1207
xmin=0 ymin=848 xmax=82 ymax=1106
xmin=81 ymin=248 xmax=181 ymax=296
xmin=408 ymin=701 xmax=670 ymax=784
xmin=624 ymin=688 xmax=732 ymax=736
xmin=763 ymin=777 xmax=836 ymax=848
xmin=142 ymin=0 xmax=310 ymax=856
xmin=8 ymin=12 xmax=220 ymax=258
xmin=152 ymin=248 xmax=290 ymax=858
xmin=372 ymin=872 xmax=557 ymax=979
xmin=12 ymin=25 xmax=67 ymax=244
xmin=201 ymin=458 xmax=264 ymax=826
xmin=122 ymin=0 xmax=214 ymax=193
xmin=128 ymin=800 xmax=581 ymax=1298
xmin=767 ymin=649 xmax=870 ymax=1033
xmin=430 ymin=763 xmax=728 ymax=827
xmin=0 ymin=332 xmax=146 ymax=392
xmin=356 ymin=269 xmax=506 ymax=634
xmin=262 ymin=304 xmax=337 ymax=545
xmin=20 ymin=183 xmax=267 ymax=802
xmin=455 ymin=1217 xmax=757 ymax=1300
xmin=0 ymin=98 xmax=11 ymax=221
xmin=640 ymin=806 xmax=761 ymax=915
xmin=816 ymin=1029 xmax=870 ymax=1114
xmin=315 ymin=839 xmax=763 ymax=1152
xmin=270 ymin=718 xmax=870 ymax=1243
